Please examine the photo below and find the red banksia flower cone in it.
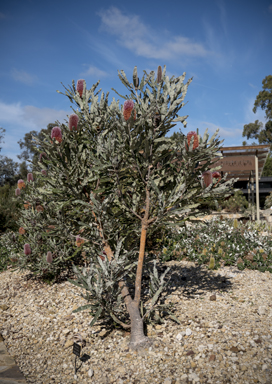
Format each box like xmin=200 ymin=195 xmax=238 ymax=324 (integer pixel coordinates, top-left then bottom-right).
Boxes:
xmin=19 ymin=227 xmax=26 ymax=235
xmin=39 ymin=152 xmax=47 ymax=162
xmin=202 ymin=171 xmax=213 ymax=188
xmin=99 ymin=251 xmax=107 ymax=261
xmin=17 ymin=179 xmax=26 ymax=189
xmin=41 ymin=169 xmax=47 ymax=176
xmin=46 ymin=225 xmax=55 ymax=233
xmin=24 ymin=243 xmax=31 ymax=255
xmin=76 ymin=79 xmax=85 ymax=97
xmin=69 ymin=114 xmax=79 ymax=131
xmin=24 ymin=201 xmax=31 ymax=209
xmin=186 ymin=131 xmax=199 ymax=150
xmin=15 ymin=188 xmax=21 ymax=196
xmin=51 ymin=127 xmax=62 ymax=143
xmin=46 ymin=251 xmax=53 ymax=263
xmin=123 ymin=100 xmax=136 ymax=121
xmin=212 ymin=171 xmax=221 ymax=178
xmin=212 ymin=171 xmax=221 ymax=186
xmin=27 ymin=173 xmax=33 ymax=182
xmin=76 ymin=235 xmax=85 ymax=247
xmin=36 ymin=205 xmax=44 ymax=212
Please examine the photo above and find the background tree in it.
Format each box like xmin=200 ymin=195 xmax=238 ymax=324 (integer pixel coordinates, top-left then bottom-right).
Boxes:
xmin=242 ymin=75 xmax=272 ymax=176
xmin=4 ymin=66 xmax=236 ymax=350
xmin=17 ymin=123 xmax=61 ymax=173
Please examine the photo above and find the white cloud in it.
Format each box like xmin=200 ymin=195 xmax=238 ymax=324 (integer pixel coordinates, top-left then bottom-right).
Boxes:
xmin=11 ymin=68 xmax=38 ymax=85
xmin=98 ymin=7 xmax=211 ymax=60
xmin=0 ymin=101 xmax=70 ymax=163
xmin=0 ymin=100 xmax=69 ymax=133
xmin=0 ymin=12 xmax=6 ymax=19
xmin=249 ymin=83 xmax=257 ymax=89
xmin=269 ymin=4 xmax=272 ymax=13
xmin=81 ymin=65 xmax=108 ymax=78
xmin=196 ymin=121 xmax=243 ymax=138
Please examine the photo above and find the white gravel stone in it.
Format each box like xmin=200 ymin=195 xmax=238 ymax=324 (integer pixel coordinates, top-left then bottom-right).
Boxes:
xmin=0 ymin=262 xmax=271 ymax=384
xmin=176 ymin=332 xmax=183 ymax=341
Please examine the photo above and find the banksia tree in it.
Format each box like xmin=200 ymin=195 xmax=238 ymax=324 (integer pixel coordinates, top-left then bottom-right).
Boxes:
xmin=5 ymin=65 xmax=236 ymax=350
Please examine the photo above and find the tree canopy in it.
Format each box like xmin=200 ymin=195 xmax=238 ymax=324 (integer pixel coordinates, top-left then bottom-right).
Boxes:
xmin=243 ymin=75 xmax=272 ymax=145
xmin=242 ymin=75 xmax=272 ymax=176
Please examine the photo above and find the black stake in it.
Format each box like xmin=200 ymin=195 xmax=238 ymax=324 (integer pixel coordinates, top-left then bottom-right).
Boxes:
xmin=73 ymin=342 xmax=81 ymax=375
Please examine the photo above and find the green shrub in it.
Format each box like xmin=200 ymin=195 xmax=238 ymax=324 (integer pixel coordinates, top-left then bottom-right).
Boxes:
xmin=221 ymin=190 xmax=248 ymax=213
xmin=0 ymin=182 xmax=22 ymax=235
xmin=159 ymin=218 xmax=272 ymax=273
xmin=264 ymin=191 xmax=272 ymax=209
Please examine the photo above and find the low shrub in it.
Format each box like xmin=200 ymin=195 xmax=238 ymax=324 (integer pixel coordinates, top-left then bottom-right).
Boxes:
xmin=159 ymin=217 xmax=272 ymax=273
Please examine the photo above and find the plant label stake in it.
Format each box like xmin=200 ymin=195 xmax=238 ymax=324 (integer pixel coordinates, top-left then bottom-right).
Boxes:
xmin=73 ymin=342 xmax=81 ymax=375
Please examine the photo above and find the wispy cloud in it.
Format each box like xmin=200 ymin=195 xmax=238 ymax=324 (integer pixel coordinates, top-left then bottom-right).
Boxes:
xmin=217 ymin=0 xmax=228 ymax=37
xmin=249 ymin=83 xmax=257 ymax=89
xmin=97 ymin=7 xmax=211 ymax=60
xmin=0 ymin=12 xmax=7 ymax=19
xmin=269 ymin=4 xmax=272 ymax=13
xmin=0 ymin=101 xmax=69 ymax=132
xmin=81 ymin=65 xmax=108 ymax=78
xmin=11 ymin=68 xmax=38 ymax=85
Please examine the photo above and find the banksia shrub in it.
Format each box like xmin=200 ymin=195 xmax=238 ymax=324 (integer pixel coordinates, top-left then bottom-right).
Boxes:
xmin=24 ymin=243 xmax=31 ymax=255
xmin=17 ymin=179 xmax=26 ymax=189
xmin=41 ymin=169 xmax=47 ymax=176
xmin=19 ymin=227 xmax=26 ymax=235
xmin=76 ymin=79 xmax=85 ymax=97
xmin=186 ymin=131 xmax=199 ymax=150
xmin=69 ymin=114 xmax=79 ymax=131
xmin=202 ymin=171 xmax=212 ymax=188
xmin=123 ymin=100 xmax=136 ymax=121
xmin=27 ymin=173 xmax=33 ymax=182
xmin=46 ymin=251 xmax=53 ymax=263
xmin=51 ymin=126 xmax=62 ymax=143
xmin=75 ymin=235 xmax=85 ymax=247
xmin=15 ymin=188 xmax=21 ymax=196
xmin=222 ymin=190 xmax=248 ymax=213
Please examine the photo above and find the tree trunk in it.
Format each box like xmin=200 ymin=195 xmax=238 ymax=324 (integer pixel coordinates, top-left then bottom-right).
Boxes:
xmin=127 ymin=300 xmax=151 ymax=350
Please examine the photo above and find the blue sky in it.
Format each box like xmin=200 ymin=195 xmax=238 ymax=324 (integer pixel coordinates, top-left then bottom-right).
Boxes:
xmin=0 ymin=0 xmax=272 ymax=169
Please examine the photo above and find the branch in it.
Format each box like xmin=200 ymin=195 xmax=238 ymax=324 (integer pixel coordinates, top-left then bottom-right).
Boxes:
xmin=134 ymin=186 xmax=150 ymax=306
xmin=110 ymin=312 xmax=131 ymax=329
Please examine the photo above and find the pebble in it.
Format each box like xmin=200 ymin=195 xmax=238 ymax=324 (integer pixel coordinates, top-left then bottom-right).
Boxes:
xmin=0 ymin=262 xmax=271 ymax=384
